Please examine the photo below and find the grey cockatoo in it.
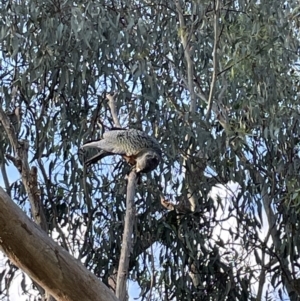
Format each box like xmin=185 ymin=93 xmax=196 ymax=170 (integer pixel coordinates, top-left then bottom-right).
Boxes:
xmin=81 ymin=129 xmax=162 ymax=173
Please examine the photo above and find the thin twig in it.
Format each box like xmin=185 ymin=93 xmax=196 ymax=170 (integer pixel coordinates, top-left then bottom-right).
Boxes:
xmin=206 ymin=0 xmax=220 ymax=121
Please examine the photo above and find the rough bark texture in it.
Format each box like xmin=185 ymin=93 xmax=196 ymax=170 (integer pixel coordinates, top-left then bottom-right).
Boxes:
xmin=0 ymin=187 xmax=119 ymax=301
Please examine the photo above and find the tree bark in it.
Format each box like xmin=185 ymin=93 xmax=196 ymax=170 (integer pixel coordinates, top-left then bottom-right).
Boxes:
xmin=115 ymin=170 xmax=137 ymax=301
xmin=0 ymin=187 xmax=119 ymax=301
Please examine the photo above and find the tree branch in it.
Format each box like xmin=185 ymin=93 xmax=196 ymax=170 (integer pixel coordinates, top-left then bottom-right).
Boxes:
xmin=104 ymin=91 xmax=137 ymax=300
xmin=260 ymin=178 xmax=296 ymax=296
xmin=206 ymin=0 xmax=220 ymax=120
xmin=0 ymin=107 xmax=19 ymax=151
xmin=115 ymin=170 xmax=138 ymax=301
xmin=175 ymin=0 xmax=196 ymax=113
xmin=0 ymin=163 xmax=10 ymax=195
xmin=106 ymin=93 xmax=121 ymax=128
xmin=0 ymin=106 xmax=48 ymax=231
xmin=0 ymin=187 xmax=119 ymax=301
xmin=256 ymin=227 xmax=272 ymax=301
xmin=175 ymin=0 xmax=199 ymax=211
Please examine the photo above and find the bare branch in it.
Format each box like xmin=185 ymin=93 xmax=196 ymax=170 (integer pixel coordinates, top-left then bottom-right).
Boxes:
xmin=0 ymin=163 xmax=10 ymax=194
xmin=106 ymin=92 xmax=121 ymax=128
xmin=116 ymin=170 xmax=138 ymax=301
xmin=0 ymin=106 xmax=19 ymax=152
xmin=147 ymin=244 xmax=155 ymax=301
xmin=175 ymin=0 xmax=196 ymax=113
xmin=0 ymin=187 xmax=119 ymax=301
xmin=206 ymin=0 xmax=220 ymax=120
xmin=259 ymin=176 xmax=297 ymax=296
xmin=218 ymin=73 xmax=228 ymax=101
xmin=0 ymin=106 xmax=48 ymax=231
xmin=175 ymin=0 xmax=198 ymax=211
xmin=256 ymin=227 xmax=272 ymax=300
xmin=0 ymin=108 xmax=53 ymax=298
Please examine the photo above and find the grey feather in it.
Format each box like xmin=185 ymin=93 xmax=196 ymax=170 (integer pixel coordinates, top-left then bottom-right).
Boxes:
xmin=81 ymin=129 xmax=162 ymax=172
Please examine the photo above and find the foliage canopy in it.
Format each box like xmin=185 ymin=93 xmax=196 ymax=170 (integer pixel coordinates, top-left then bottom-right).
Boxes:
xmin=1 ymin=0 xmax=300 ymax=300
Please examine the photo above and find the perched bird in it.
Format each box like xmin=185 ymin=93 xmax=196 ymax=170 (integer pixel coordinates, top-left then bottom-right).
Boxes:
xmin=81 ymin=129 xmax=162 ymax=173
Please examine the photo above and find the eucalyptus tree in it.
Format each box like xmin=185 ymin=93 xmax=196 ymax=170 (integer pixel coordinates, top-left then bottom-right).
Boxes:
xmin=0 ymin=0 xmax=300 ymax=300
